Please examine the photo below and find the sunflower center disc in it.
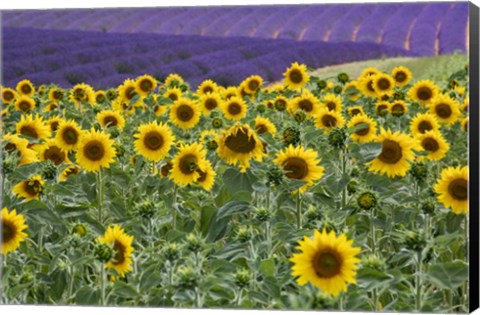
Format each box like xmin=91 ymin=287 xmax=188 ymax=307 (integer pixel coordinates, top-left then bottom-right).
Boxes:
xmin=299 ymin=100 xmax=313 ymax=112
xmin=54 ymin=91 xmax=63 ymax=100
xmin=313 ymin=251 xmax=342 ymax=278
xmin=448 ymin=178 xmax=468 ymax=201
xmin=161 ymin=162 xmax=173 ymax=177
xmin=321 ymin=115 xmax=337 ymax=127
xmin=19 ymin=101 xmax=31 ymax=111
xmin=418 ymin=121 xmax=433 ymax=133
xmin=203 ymin=86 xmax=214 ymax=94
xmin=5 ymin=143 xmax=17 ymax=153
xmin=248 ymin=80 xmax=259 ymax=91
xmin=74 ymin=89 xmax=85 ymax=100
xmin=113 ymin=241 xmax=126 ymax=264
xmin=376 ymin=105 xmax=388 ymax=115
xmin=391 ymin=104 xmax=405 ymax=115
xmin=167 ymin=93 xmax=178 ymax=101
xmin=45 ymin=146 xmax=65 ymax=165
xmin=84 ymin=140 xmax=105 ymax=161
xmin=421 ymin=138 xmax=439 ymax=152
xmin=65 ymin=167 xmax=79 ymax=177
xmin=326 ymin=102 xmax=336 ymax=111
xmin=354 ymin=123 xmax=370 ymax=136
xmin=351 ymin=109 xmax=361 ymax=116
xmin=177 ymin=104 xmax=194 ymax=122
xmin=417 ymin=87 xmax=432 ymax=101
xmin=96 ymin=94 xmax=104 ymax=103
xmin=435 ymin=104 xmax=452 ymax=118
xmin=140 ymin=80 xmax=153 ymax=92
xmin=63 ymin=127 xmax=79 ymax=145
xmin=25 ymin=180 xmax=42 ymax=196
xmin=50 ymin=121 xmax=59 ymax=131
xmin=205 ymin=99 xmax=217 ymax=110
xmin=378 ymin=78 xmax=391 ymax=90
xmin=125 ymin=87 xmax=136 ymax=101
xmin=21 ymin=85 xmax=32 ymax=94
xmin=289 ymin=69 xmax=303 ymax=84
xmin=378 ymin=139 xmax=402 ymax=164
xmin=228 ymin=103 xmax=242 ymax=115
xmin=197 ymin=169 xmax=207 ymax=182
xmin=144 ymin=131 xmax=164 ymax=150
xmin=103 ymin=116 xmax=118 ymax=128
xmin=179 ymin=154 xmax=198 ymax=174
xmin=4 ymin=91 xmax=14 ymax=101
xmin=395 ymin=72 xmax=406 ymax=83
xmin=2 ymin=221 xmax=14 ymax=243
xmin=225 ymin=128 xmax=256 ymax=153
xmin=283 ymin=157 xmax=308 ymax=179
xmin=256 ymin=124 xmax=267 ymax=135
xmin=20 ymin=126 xmax=39 ymax=138
xmin=367 ymin=80 xmax=375 ymax=92
xmin=275 ymin=99 xmax=287 ymax=111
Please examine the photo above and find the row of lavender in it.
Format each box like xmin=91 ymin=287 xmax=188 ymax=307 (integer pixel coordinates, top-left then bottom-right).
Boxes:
xmin=2 ymin=3 xmax=468 ymax=56
xmin=2 ymin=27 xmax=413 ymax=88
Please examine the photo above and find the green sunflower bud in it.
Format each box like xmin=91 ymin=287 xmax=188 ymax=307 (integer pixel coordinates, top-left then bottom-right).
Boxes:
xmin=109 ymin=128 xmax=120 ymax=138
xmin=333 ymin=85 xmax=343 ymax=94
xmin=72 ymin=223 xmax=88 ymax=237
xmin=42 ymin=160 xmax=57 ymax=180
xmin=409 ymin=162 xmax=428 ymax=183
xmin=327 ymin=128 xmax=347 ymax=149
xmin=94 ymin=243 xmax=115 ymax=263
xmin=317 ymin=80 xmax=327 ymax=90
xmin=350 ymin=166 xmax=360 ymax=177
xmin=337 ymin=72 xmax=350 ymax=84
xmin=106 ymin=89 xmax=117 ymax=101
xmin=305 ymin=205 xmax=322 ymax=222
xmin=267 ymin=165 xmax=284 ymax=187
xmin=293 ymin=109 xmax=307 ymax=123
xmin=176 ymin=266 xmax=198 ymax=289
xmin=357 ymin=191 xmax=378 ymax=210
xmin=282 ymin=126 xmax=301 ymax=146
xmin=347 ymin=180 xmax=358 ymax=194
xmin=135 ymin=199 xmax=156 ymax=219
xmin=318 ymin=217 xmax=337 ymax=233
xmin=209 ymin=110 xmax=220 ymax=119
xmin=393 ymin=91 xmax=405 ymax=100
xmin=164 ymin=243 xmax=180 ymax=261
xmin=234 ymin=268 xmax=251 ymax=288
xmin=211 ymin=118 xmax=223 ymax=129
xmin=404 ymin=230 xmax=427 ymax=252
xmin=274 ymin=99 xmax=287 ymax=112
xmin=256 ymin=104 xmax=266 ymax=113
xmin=362 ymin=254 xmax=386 ymax=271
xmin=185 ymin=233 xmax=203 ymax=252
xmin=236 ymin=226 xmax=252 ymax=243
xmin=206 ymin=139 xmax=218 ymax=151
xmin=421 ymin=200 xmax=436 ymax=215
xmin=253 ymin=207 xmax=272 ymax=222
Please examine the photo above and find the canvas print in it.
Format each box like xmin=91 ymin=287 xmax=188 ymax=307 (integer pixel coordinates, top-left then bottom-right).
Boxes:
xmin=0 ymin=2 xmax=477 ymax=313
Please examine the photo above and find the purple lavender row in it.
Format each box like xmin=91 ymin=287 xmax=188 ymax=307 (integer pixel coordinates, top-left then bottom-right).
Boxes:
xmin=301 ymin=5 xmax=351 ymax=41
xmin=276 ymin=6 xmax=327 ymax=40
xmin=328 ymin=4 xmax=375 ymax=42
xmin=355 ymin=4 xmax=401 ymax=43
xmin=438 ymin=3 xmax=469 ymax=55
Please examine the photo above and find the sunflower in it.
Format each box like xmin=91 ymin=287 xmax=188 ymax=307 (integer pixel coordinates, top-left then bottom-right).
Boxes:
xmin=359 ymin=67 xmax=380 ymax=79
xmin=35 ymin=139 xmax=70 ymax=166
xmin=347 ymin=114 xmax=378 ymax=143
xmin=343 ymin=81 xmax=361 ymax=101
xmin=16 ymin=114 xmax=51 ymax=140
xmin=196 ymin=160 xmax=216 ymax=191
xmin=427 ymin=94 xmax=460 ymax=125
xmin=76 ymin=129 xmax=117 ymax=172
xmin=284 ymin=62 xmax=310 ymax=90
xmin=164 ymin=73 xmax=184 ymax=87
xmin=95 ymin=90 xmax=107 ymax=105
xmin=44 ymin=102 xmax=59 ymax=112
xmin=461 ymin=98 xmax=468 ymax=113
xmin=347 ymin=106 xmax=365 ymax=117
xmin=290 ymin=229 xmax=361 ymax=297
xmin=55 ymin=119 xmax=82 ymax=152
xmin=199 ymin=92 xmax=222 ymax=115
xmin=407 ymin=80 xmax=439 ymax=105
xmin=289 ymin=91 xmax=321 ymax=118
xmin=391 ymin=66 xmax=412 ymax=87
xmin=367 ymin=128 xmax=416 ymax=178
xmin=222 ymin=86 xmax=240 ymax=100
xmin=1 ymin=207 xmax=28 ymax=255
xmin=3 ymin=134 xmax=39 ymax=166
xmin=434 ymin=166 xmax=468 ymax=214
xmin=97 ymin=110 xmax=126 ymax=130
xmin=154 ymin=104 xmax=169 ymax=117
xmin=375 ymin=101 xmax=391 ymax=116
xmin=69 ymin=83 xmax=96 ymax=107
xmin=16 ymin=79 xmax=35 ymax=97
xmin=170 ymin=143 xmax=208 ymax=186
xmin=197 ymin=80 xmax=218 ymax=96
xmin=48 ymin=87 xmax=64 ymax=103
xmin=315 ymin=109 xmax=345 ymax=131
xmin=242 ymin=75 xmax=263 ymax=95
xmin=217 ymin=124 xmax=265 ymax=172
xmin=59 ymin=165 xmax=81 ymax=182
xmin=117 ymin=79 xmax=139 ymax=105
xmin=254 ymin=116 xmax=277 ymax=136
xmin=1 ymin=87 xmax=17 ymax=104
xmin=170 ymin=98 xmax=201 ymax=129
xmin=358 ymin=75 xmax=378 ymax=98
xmin=273 ymin=96 xmax=289 ymax=112
xmin=221 ymin=96 xmax=248 ymax=120
xmin=98 ymin=225 xmax=134 ymax=278
xmin=134 ymin=121 xmax=175 ymax=162
xmin=274 ymin=145 xmax=324 ymax=193
xmin=134 ymin=74 xmax=157 ymax=97
xmin=390 ymin=100 xmax=408 ymax=116
xmin=410 ymin=112 xmax=440 ymax=136
xmin=13 ymin=175 xmax=44 ymax=201
xmin=14 ymin=95 xmax=36 ymax=113
xmin=416 ymin=130 xmax=450 ymax=161
xmin=461 ymin=117 xmax=468 ymax=132
xmin=372 ymin=73 xmax=395 ymax=97
xmin=322 ymin=93 xmax=343 ymax=113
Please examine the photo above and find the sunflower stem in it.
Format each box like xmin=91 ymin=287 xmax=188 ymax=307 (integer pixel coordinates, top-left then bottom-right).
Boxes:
xmin=100 ymin=265 xmax=106 ymax=306
xmin=38 ymin=226 xmax=45 ymax=253
xmin=68 ymin=265 xmax=75 ymax=303
xmin=415 ymin=250 xmax=422 ymax=311
xmin=96 ymin=169 xmax=104 ymax=224
xmin=370 ymin=208 xmax=376 ymax=255
xmin=341 ymin=149 xmax=347 ymax=210
xmin=266 ymin=221 xmax=271 ymax=257
xmin=296 ymin=190 xmax=302 ymax=229
xmin=236 ymin=289 xmax=243 ymax=306
xmin=463 ymin=215 xmax=469 ymax=305
xmin=172 ymin=185 xmax=178 ymax=230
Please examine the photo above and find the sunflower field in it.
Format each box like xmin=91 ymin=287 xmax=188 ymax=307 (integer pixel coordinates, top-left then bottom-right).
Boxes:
xmin=0 ymin=56 xmax=471 ymax=313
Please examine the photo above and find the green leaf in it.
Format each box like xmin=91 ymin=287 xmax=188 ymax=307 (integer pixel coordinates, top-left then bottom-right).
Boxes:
xmin=428 ymin=261 xmax=468 ymax=290
xmin=360 ymin=142 xmax=382 ymax=162
xmin=357 ymin=268 xmax=393 ymax=290
xmin=259 ymin=259 xmax=276 ymax=277
xmin=50 ymin=269 xmax=67 ymax=301
xmin=75 ymin=286 xmax=100 ymax=305
xmin=261 ymin=276 xmax=281 ymax=299
xmin=346 ymin=122 xmax=369 ymax=134
xmin=112 ymin=281 xmax=138 ymax=298
xmin=223 ymin=168 xmax=255 ymax=194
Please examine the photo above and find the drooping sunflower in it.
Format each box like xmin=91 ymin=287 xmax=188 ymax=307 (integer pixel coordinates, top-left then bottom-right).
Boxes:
xmin=367 ymin=128 xmax=416 ymax=178
xmin=196 ymin=160 xmax=216 ymax=191
xmin=97 ymin=225 xmax=134 ymax=278
xmin=134 ymin=121 xmax=175 ymax=162
xmin=434 ymin=166 xmax=468 ymax=214
xmin=199 ymin=92 xmax=222 ymax=115
xmin=14 ymin=95 xmax=36 ymax=113
xmin=407 ymin=80 xmax=439 ymax=105
xmin=274 ymin=145 xmax=324 ymax=193
xmin=94 ymin=90 xmax=107 ymax=105
xmin=197 ymin=80 xmax=219 ymax=96
xmin=391 ymin=66 xmax=412 ymax=87
xmin=16 ymin=79 xmax=35 ymax=97
xmin=347 ymin=106 xmax=365 ymax=117
xmin=35 ymin=139 xmax=71 ymax=166
xmin=16 ymin=114 xmax=51 ymax=140
xmin=3 ymin=134 xmax=39 ymax=166
xmin=217 ymin=124 xmax=265 ymax=172
xmin=1 ymin=87 xmax=17 ymax=104
xmin=170 ymin=143 xmax=208 ymax=186
xmin=170 ymin=98 xmax=201 ymax=129
xmin=164 ymin=73 xmax=184 ymax=87
xmin=76 ymin=129 xmax=117 ymax=172
xmin=290 ymin=229 xmax=361 ymax=297
xmin=221 ymin=96 xmax=248 ymax=120
xmin=322 ymin=93 xmax=343 ymax=113
xmin=254 ymin=116 xmax=277 ymax=136
xmin=55 ymin=119 xmax=82 ymax=152
xmin=283 ymin=62 xmax=310 ymax=90
xmin=315 ymin=109 xmax=345 ymax=131
xmin=372 ymin=73 xmax=395 ymax=97
xmin=1 ymin=207 xmax=28 ymax=255
xmin=375 ymin=101 xmax=391 ymax=117
xmin=347 ymin=114 xmax=378 ymax=143
xmin=135 ymin=74 xmax=157 ymax=97
xmin=59 ymin=165 xmax=81 ymax=182
xmin=163 ymin=87 xmax=182 ymax=102
xmin=390 ymin=100 xmax=408 ymax=116
xmin=410 ymin=112 xmax=440 ymax=136
xmin=358 ymin=75 xmax=378 ymax=98
xmin=97 ymin=110 xmax=126 ymax=130
xmin=12 ymin=175 xmax=45 ymax=201
xmin=48 ymin=87 xmax=64 ymax=103
xmin=416 ymin=130 xmax=450 ymax=161
xmin=427 ymin=94 xmax=460 ymax=125
xmin=242 ymin=75 xmax=263 ymax=95
xmin=69 ymin=83 xmax=96 ymax=107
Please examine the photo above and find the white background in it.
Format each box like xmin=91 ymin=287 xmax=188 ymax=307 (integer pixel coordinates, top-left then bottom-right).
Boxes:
xmin=0 ymin=0 xmax=479 ymax=315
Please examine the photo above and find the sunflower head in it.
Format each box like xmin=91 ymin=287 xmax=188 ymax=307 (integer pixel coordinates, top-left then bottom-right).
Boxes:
xmin=199 ymin=92 xmax=221 ymax=115
xmin=12 ymin=175 xmax=45 ymax=201
xmin=322 ymin=93 xmax=343 ymax=113
xmin=283 ymin=62 xmax=310 ymax=90
xmin=2 ymin=134 xmax=39 ymax=166
xmin=134 ymin=121 xmax=175 ymax=162
xmin=347 ymin=106 xmax=364 ymax=117
xmin=76 ymin=129 xmax=117 ymax=172
xmin=372 ymin=73 xmax=395 ymax=97
xmin=375 ymin=101 xmax=390 ymax=117
xmin=416 ymin=130 xmax=450 ymax=161
xmin=164 ymin=73 xmax=184 ymax=88
xmin=14 ymin=95 xmax=36 ymax=113
xmin=390 ymin=100 xmax=408 ymax=116
xmin=16 ymin=114 xmax=51 ymax=140
xmin=410 ymin=112 xmax=440 ymax=136
xmin=315 ymin=109 xmax=345 ymax=131
xmin=16 ymin=80 xmax=35 ymax=97
xmin=69 ymin=83 xmax=96 ymax=107
xmin=254 ymin=116 xmax=277 ymax=136
xmin=1 ymin=87 xmax=18 ymax=104
xmin=408 ymin=80 xmax=439 ymax=105
xmin=242 ymin=75 xmax=263 ymax=95
xmin=196 ymin=160 xmax=216 ymax=191
xmin=391 ymin=66 xmax=412 ymax=87
xmin=117 ymin=79 xmax=139 ymax=105
xmin=35 ymin=139 xmax=70 ymax=166
xmin=55 ymin=119 xmax=82 ymax=152
xmin=427 ymin=94 xmax=460 ymax=125
xmin=1 ymin=207 xmax=28 ymax=255
xmin=135 ymin=74 xmax=157 ymax=97
xmin=59 ymin=165 xmax=81 ymax=182
xmin=348 ymin=114 xmax=378 ymax=144
xmin=197 ymin=80 xmax=218 ymax=97
xmin=97 ymin=110 xmax=126 ymax=130
xmin=434 ymin=166 xmax=468 ymax=215
xmin=170 ymin=142 xmax=208 ymax=186
xmin=358 ymin=75 xmax=378 ymax=98
xmin=97 ymin=225 xmax=134 ymax=278
xmin=274 ymin=96 xmax=289 ymax=112
xmin=221 ymin=96 xmax=248 ymax=120
xmin=170 ymin=98 xmax=201 ymax=130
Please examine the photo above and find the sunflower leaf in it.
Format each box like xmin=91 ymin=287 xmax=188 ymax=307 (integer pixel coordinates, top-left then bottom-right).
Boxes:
xmin=427 ymin=261 xmax=468 ymax=290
